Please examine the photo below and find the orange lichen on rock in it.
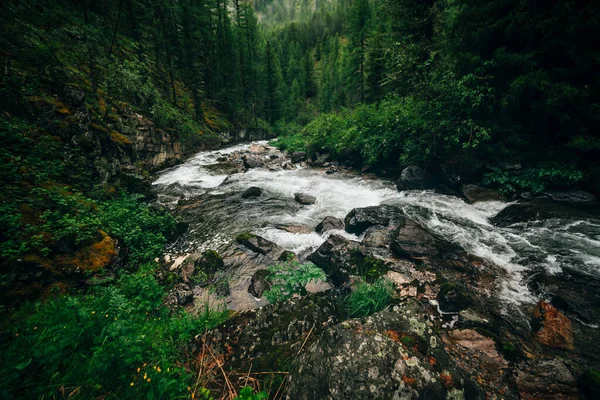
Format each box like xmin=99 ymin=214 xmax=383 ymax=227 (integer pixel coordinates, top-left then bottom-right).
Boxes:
xmin=531 ymin=300 xmax=574 ymax=350
xmin=53 ymin=231 xmax=118 ymax=273
xmin=110 ymin=131 xmax=133 ymax=145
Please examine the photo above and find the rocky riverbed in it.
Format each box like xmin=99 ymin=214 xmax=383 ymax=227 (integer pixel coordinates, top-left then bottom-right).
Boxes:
xmin=152 ymin=141 xmax=600 ymax=399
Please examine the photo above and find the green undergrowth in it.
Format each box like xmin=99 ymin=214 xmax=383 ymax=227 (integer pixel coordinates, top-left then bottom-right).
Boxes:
xmin=347 ymin=278 xmax=394 ymax=318
xmin=0 ymin=264 xmax=229 ymax=399
xmin=264 ymin=261 xmax=327 ymax=304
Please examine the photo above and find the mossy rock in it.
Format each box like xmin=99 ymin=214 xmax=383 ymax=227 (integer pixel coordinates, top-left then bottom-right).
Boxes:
xmin=236 ymin=232 xmax=255 ymax=242
xmin=194 ymin=250 xmax=224 ymax=275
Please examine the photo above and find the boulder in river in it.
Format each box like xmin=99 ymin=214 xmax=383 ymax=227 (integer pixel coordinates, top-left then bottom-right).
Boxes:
xmin=241 ymin=186 xmax=262 ymax=198
xmin=307 ymin=234 xmax=366 ymax=285
xmin=544 ymin=190 xmax=596 ymax=203
xmin=243 ymin=155 xmax=263 ymax=169
xmin=461 ymin=184 xmax=504 ymax=203
xmin=236 ymin=233 xmax=279 ymax=255
xmin=294 ymin=192 xmax=316 ymax=205
xmin=396 ymin=165 xmax=428 ymax=190
xmin=490 ymin=199 xmax=600 ymax=227
xmin=391 ymin=219 xmax=447 ymax=260
xmin=344 ymin=205 xmax=405 ymax=234
xmin=291 ymin=151 xmax=307 ymax=163
xmin=315 ymin=216 xmax=344 ymax=233
xmin=531 ymin=300 xmax=574 ymax=350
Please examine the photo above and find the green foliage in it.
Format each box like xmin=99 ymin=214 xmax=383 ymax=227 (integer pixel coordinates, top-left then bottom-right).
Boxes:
xmin=99 ymin=194 xmax=176 ymax=266
xmin=483 ymin=166 xmax=584 ymax=195
xmin=347 ymin=278 xmax=394 ymax=318
xmin=264 ymin=261 xmax=327 ymax=304
xmin=234 ymin=386 xmax=268 ymax=400
xmin=0 ymin=265 xmax=228 ymax=399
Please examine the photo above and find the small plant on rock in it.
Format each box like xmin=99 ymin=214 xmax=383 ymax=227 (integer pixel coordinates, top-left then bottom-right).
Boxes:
xmin=263 ymin=261 xmax=327 ymax=304
xmin=347 ymin=278 xmax=394 ymax=318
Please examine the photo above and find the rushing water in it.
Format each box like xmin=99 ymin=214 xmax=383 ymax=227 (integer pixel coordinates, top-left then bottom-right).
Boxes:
xmin=153 ymin=141 xmax=600 ymax=305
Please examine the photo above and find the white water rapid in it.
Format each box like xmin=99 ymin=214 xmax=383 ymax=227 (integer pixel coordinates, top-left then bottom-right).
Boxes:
xmin=153 ymin=141 xmax=600 ymax=306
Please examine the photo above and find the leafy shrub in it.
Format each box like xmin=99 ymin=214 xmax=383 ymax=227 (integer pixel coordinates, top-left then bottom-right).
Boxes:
xmin=263 ymin=261 xmax=327 ymax=304
xmin=483 ymin=166 xmax=584 ymax=195
xmin=347 ymin=278 xmax=394 ymax=318
xmin=99 ymin=194 xmax=176 ymax=266
xmin=0 ymin=264 xmax=228 ymax=399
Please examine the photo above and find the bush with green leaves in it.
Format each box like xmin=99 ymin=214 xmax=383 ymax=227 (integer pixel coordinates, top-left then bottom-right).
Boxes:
xmin=483 ymin=166 xmax=584 ymax=195
xmin=99 ymin=194 xmax=176 ymax=266
xmin=0 ymin=264 xmax=228 ymax=399
xmin=347 ymin=278 xmax=394 ymax=318
xmin=263 ymin=261 xmax=327 ymax=304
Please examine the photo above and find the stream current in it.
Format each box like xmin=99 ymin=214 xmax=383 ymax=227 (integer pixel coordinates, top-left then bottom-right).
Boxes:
xmin=153 ymin=141 xmax=600 ymax=307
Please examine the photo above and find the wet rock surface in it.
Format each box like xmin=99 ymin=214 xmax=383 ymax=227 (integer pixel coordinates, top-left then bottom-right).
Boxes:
xmin=461 ymin=184 xmax=505 ymax=203
xmin=241 ymin=186 xmax=262 ymax=198
xmin=344 ymin=205 xmax=405 ymax=234
xmin=294 ymin=192 xmax=316 ymax=205
xmin=315 ymin=216 xmax=344 ymax=233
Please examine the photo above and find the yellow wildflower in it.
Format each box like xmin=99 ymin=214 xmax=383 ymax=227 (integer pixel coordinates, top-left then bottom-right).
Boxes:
xmin=153 ymin=366 xmax=156 ymax=370
xmin=137 ymin=368 xmax=140 ymax=372
xmin=157 ymin=367 xmax=161 ymax=372
xmin=147 ymin=378 xmax=151 ymax=382
xmin=130 ymin=382 xmax=134 ymax=387
xmin=92 ymin=311 xmax=96 ymax=315
xmin=143 ymin=373 xmax=147 ymax=379
xmin=105 ymin=314 xmax=108 ymax=318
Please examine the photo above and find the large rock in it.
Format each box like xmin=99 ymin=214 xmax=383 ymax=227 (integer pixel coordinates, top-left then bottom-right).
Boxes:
xmin=396 ymin=165 xmax=428 ymax=191
xmin=204 ymin=162 xmax=239 ymax=175
xmin=243 ymin=155 xmax=263 ymax=169
xmin=287 ymin=305 xmax=477 ymax=400
xmin=315 ymin=216 xmax=344 ymax=234
xmin=390 ymin=219 xmax=455 ymax=260
xmin=236 ymin=233 xmax=279 ymax=255
xmin=307 ymin=235 xmax=365 ymax=285
xmin=461 ymin=184 xmax=504 ymax=203
xmin=544 ymin=190 xmax=596 ymax=203
xmin=490 ymin=200 xmax=600 ymax=227
xmin=195 ymin=250 xmax=225 ymax=274
xmin=344 ymin=205 xmax=405 ymax=235
xmin=204 ymin=291 xmax=343 ymax=372
xmin=516 ymin=359 xmax=578 ymax=399
xmin=248 ymin=269 xmax=271 ymax=298
xmin=294 ymin=192 xmax=316 ymax=205
xmin=362 ymin=226 xmax=392 ymax=249
xmin=531 ymin=300 xmax=574 ymax=350
xmin=242 ymin=186 xmax=263 ymax=198
xmin=291 ymin=151 xmax=307 ymax=163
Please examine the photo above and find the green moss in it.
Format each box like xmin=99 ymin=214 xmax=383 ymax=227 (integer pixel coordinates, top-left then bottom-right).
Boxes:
xmin=236 ymin=232 xmax=255 ymax=242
